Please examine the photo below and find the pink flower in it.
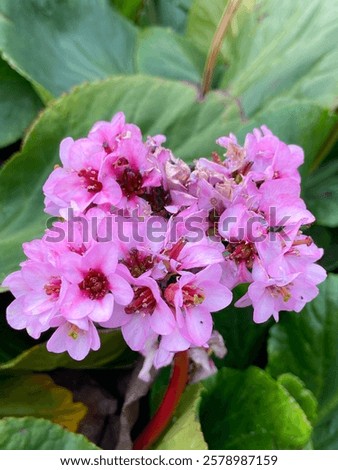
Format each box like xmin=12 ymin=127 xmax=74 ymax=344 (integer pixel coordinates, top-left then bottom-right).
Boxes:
xmin=218 ymin=203 xmax=266 ymax=242
xmin=88 ymin=112 xmax=142 ymax=154
xmin=101 ymin=265 xmax=175 ymax=351
xmin=47 ymin=318 xmax=100 ymax=361
xmin=257 ymin=178 xmax=315 ymax=226
xmin=59 ymin=243 xmax=133 ymax=323
xmin=100 ymin=139 xmax=162 ymax=214
xmin=3 ymin=259 xmax=66 ymax=339
xmin=235 ymin=261 xmax=326 ymax=323
xmin=244 ymin=126 xmax=304 ymax=182
xmin=164 ymin=264 xmax=232 ymax=346
xmin=43 ymin=137 xmax=121 ymax=217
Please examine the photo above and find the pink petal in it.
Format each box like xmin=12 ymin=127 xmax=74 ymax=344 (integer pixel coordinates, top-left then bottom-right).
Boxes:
xmin=6 ymin=297 xmax=27 ymax=330
xmin=252 ymin=293 xmax=275 ymax=323
xmin=88 ymin=293 xmax=114 ymax=322
xmin=99 ymin=303 xmax=130 ymax=328
xmin=2 ymin=271 xmax=28 ymax=297
xmin=108 ymin=273 xmax=133 ymax=305
xmin=199 ymin=283 xmax=232 ymax=311
xmin=149 ymin=299 xmax=175 ymax=335
xmin=184 ymin=307 xmax=212 ymax=346
xmin=122 ymin=315 xmax=151 ymax=351
xmin=83 ymin=243 xmax=117 ymax=274
xmin=160 ymin=327 xmax=191 ymax=352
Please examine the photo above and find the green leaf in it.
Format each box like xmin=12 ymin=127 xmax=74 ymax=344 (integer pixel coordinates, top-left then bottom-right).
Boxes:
xmin=0 ymin=0 xmax=137 ymax=98
xmin=306 ymin=225 xmax=338 ymax=272
xmin=302 ymin=160 xmax=338 ymax=227
xmin=267 ymin=274 xmax=338 ymax=449
xmin=0 ymin=58 xmax=42 ymax=147
xmin=136 ymin=27 xmax=205 ymax=84
xmin=0 ymin=417 xmax=99 ymax=449
xmin=111 ymin=0 xmax=143 ymax=20
xmin=277 ymin=374 xmax=317 ymax=425
xmin=200 ymin=367 xmax=312 ymax=450
xmin=139 ymin=0 xmax=192 ymax=33
xmin=0 ymin=374 xmax=87 ymax=432
xmin=187 ymin=0 xmax=255 ymax=60
xmin=153 ymin=383 xmax=207 ymax=450
xmin=213 ymin=286 xmax=271 ymax=369
xmin=189 ymin=0 xmax=338 ymax=113
xmin=0 ymin=330 xmax=132 ymax=371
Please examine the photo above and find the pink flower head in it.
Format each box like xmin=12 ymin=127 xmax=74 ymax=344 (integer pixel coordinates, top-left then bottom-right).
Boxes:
xmin=3 ymin=117 xmax=327 ymax=370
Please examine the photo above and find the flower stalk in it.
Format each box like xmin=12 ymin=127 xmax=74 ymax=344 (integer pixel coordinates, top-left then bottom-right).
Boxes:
xmin=201 ymin=0 xmax=243 ymax=97
xmin=133 ymin=350 xmax=189 ymax=450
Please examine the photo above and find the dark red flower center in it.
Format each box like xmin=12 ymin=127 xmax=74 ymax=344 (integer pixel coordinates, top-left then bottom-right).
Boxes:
xmin=44 ymin=277 xmax=61 ymax=299
xmin=118 ymin=167 xmax=144 ymax=198
xmin=78 ymin=168 xmax=103 ymax=193
xmin=79 ymin=269 xmax=109 ymax=300
xmin=142 ymin=186 xmax=171 ymax=217
xmin=125 ymin=286 xmax=156 ymax=315
xmin=227 ymin=241 xmax=256 ymax=268
xmin=102 ymin=141 xmax=114 ymax=154
xmin=122 ymin=249 xmax=154 ymax=278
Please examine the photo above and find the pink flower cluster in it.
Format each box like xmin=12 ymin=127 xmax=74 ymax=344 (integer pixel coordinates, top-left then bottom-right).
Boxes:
xmin=3 ymin=113 xmax=326 ymax=378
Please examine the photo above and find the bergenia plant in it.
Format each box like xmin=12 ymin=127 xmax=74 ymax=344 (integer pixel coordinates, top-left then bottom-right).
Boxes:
xmin=3 ymin=111 xmax=326 ymax=449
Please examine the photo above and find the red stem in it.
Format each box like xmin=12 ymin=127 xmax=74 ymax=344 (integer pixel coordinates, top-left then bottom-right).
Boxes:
xmin=133 ymin=350 xmax=189 ymax=450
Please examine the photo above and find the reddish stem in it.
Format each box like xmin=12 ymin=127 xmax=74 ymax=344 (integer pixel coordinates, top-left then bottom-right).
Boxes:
xmin=133 ymin=350 xmax=189 ymax=450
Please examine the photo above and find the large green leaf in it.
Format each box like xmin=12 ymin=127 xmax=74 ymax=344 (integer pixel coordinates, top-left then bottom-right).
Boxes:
xmin=111 ymin=0 xmax=143 ymax=21
xmin=277 ymin=374 xmax=317 ymax=425
xmin=139 ymin=0 xmax=192 ymax=33
xmin=267 ymin=274 xmax=338 ymax=449
xmin=0 ymin=417 xmax=98 ymax=449
xmin=153 ymin=383 xmax=207 ymax=450
xmin=200 ymin=367 xmax=312 ymax=450
xmin=136 ymin=27 xmax=205 ymax=84
xmin=188 ymin=0 xmax=338 ymax=114
xmin=0 ymin=58 xmax=42 ymax=147
xmin=0 ymin=330 xmax=131 ymax=371
xmin=307 ymin=225 xmax=338 ymax=272
xmin=0 ymin=374 xmax=86 ymax=432
xmin=0 ymin=76 xmax=336 ymax=284
xmin=0 ymin=0 xmax=137 ymax=99
xmin=302 ymin=160 xmax=338 ymax=227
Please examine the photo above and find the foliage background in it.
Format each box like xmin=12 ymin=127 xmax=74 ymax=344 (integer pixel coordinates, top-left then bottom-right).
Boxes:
xmin=0 ymin=0 xmax=337 ymax=450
